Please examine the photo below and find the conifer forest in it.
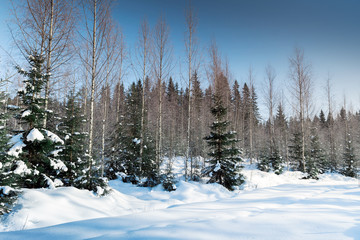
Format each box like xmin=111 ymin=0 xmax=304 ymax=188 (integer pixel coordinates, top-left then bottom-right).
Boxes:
xmin=0 ymin=0 xmax=359 ymax=220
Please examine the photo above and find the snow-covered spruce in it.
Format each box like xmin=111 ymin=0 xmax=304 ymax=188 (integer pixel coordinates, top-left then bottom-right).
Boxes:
xmin=56 ymin=90 xmax=107 ymax=193
xmin=203 ymin=92 xmax=244 ymax=191
xmin=5 ymin=55 xmax=67 ymax=189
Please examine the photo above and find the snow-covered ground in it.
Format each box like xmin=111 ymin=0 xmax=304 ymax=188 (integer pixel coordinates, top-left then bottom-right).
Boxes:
xmin=1 ymin=158 xmax=360 ymax=239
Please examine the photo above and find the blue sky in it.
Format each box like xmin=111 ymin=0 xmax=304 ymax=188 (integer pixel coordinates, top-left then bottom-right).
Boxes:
xmin=1 ymin=0 xmax=359 ymax=115
xmin=111 ymin=0 xmax=360 ymax=114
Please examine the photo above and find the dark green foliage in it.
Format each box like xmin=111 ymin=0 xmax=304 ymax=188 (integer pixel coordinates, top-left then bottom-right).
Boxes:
xmin=0 ymin=187 xmax=18 ymax=215
xmin=16 ymin=56 xmax=48 ymax=129
xmin=258 ymin=146 xmax=283 ymax=175
xmin=319 ymin=110 xmax=326 ymax=128
xmin=5 ymin=54 xmax=67 ymax=189
xmin=342 ymin=134 xmax=357 ymax=178
xmin=106 ymin=81 xmax=157 ymax=186
xmin=15 ymin=129 xmax=64 ymax=188
xmin=269 ymin=147 xmax=283 ymax=175
xmin=191 ymin=71 xmax=205 ymax=158
xmin=57 ymin=91 xmax=90 ymax=188
xmin=0 ymin=82 xmax=17 ymax=215
xmin=0 ymin=87 xmax=11 ymax=180
xmin=258 ymin=148 xmax=271 ymax=172
xmin=203 ymin=93 xmax=244 ymax=191
xmin=289 ymin=131 xmax=304 ymax=171
xmin=162 ymin=164 xmax=176 ymax=192
xmin=305 ymin=128 xmax=325 ymax=179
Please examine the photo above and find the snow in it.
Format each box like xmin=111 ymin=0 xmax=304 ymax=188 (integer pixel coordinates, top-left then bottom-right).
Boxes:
xmin=7 ymin=141 xmax=26 ymax=158
xmin=50 ymin=149 xmax=62 ymax=157
xmin=7 ymin=105 xmax=20 ymax=110
xmin=21 ymin=110 xmax=31 ymax=118
xmin=49 ymin=159 xmax=68 ymax=172
xmin=0 ymin=186 xmax=15 ymax=195
xmin=13 ymin=161 xmax=32 ymax=175
xmin=44 ymin=130 xmax=64 ymax=144
xmin=26 ymin=128 xmax=44 ymax=142
xmin=214 ymin=161 xmax=221 ymax=172
xmin=8 ymin=133 xmax=23 ymax=146
xmin=43 ymin=175 xmax=64 ymax=190
xmin=0 ymin=161 xmax=359 ymax=239
xmin=133 ymin=138 xmax=141 ymax=144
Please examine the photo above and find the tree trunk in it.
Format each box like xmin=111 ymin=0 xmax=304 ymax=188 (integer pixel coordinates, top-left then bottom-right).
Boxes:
xmin=43 ymin=0 xmax=54 ymax=128
xmin=87 ymin=0 xmax=97 ymax=184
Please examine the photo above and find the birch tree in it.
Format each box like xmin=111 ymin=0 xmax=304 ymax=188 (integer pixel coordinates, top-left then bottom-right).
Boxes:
xmin=135 ymin=19 xmax=151 ymax=175
xmin=289 ymin=48 xmax=312 ymax=173
xmin=81 ymin=0 xmax=112 ymax=185
xmin=10 ymin=0 xmax=76 ymax=127
xmin=264 ymin=65 xmax=277 ymax=147
xmin=152 ymin=16 xmax=173 ymax=173
xmin=184 ymin=2 xmax=198 ymax=180
xmin=325 ymin=76 xmax=337 ymax=170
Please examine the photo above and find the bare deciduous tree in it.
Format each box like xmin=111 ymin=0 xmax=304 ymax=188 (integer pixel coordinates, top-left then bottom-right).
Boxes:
xmin=325 ymin=75 xmax=337 ymax=170
xmin=263 ymin=65 xmax=277 ymax=147
xmin=10 ymin=0 xmax=77 ymax=127
xmin=81 ymin=0 xmax=113 ymax=183
xmin=184 ymin=1 xmax=198 ymax=180
xmin=135 ymin=19 xmax=151 ymax=174
xmin=152 ymin=16 xmax=173 ymax=173
xmin=288 ymin=48 xmax=312 ymax=172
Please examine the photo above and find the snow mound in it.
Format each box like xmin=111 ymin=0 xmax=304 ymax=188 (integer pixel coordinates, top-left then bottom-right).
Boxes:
xmin=0 ymin=163 xmax=359 ymax=239
xmin=12 ymin=161 xmax=32 ymax=176
xmin=26 ymin=128 xmax=44 ymax=142
xmin=0 ymin=186 xmax=147 ymax=232
xmin=7 ymin=141 xmax=26 ymax=158
xmin=8 ymin=133 xmax=23 ymax=146
xmin=49 ymin=159 xmax=68 ymax=172
xmin=21 ymin=110 xmax=31 ymax=118
xmin=44 ymin=130 xmax=64 ymax=144
xmin=0 ymin=186 xmax=15 ymax=195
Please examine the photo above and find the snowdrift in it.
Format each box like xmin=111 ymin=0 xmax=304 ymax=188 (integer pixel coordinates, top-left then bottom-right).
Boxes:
xmin=0 ymin=166 xmax=360 ymax=239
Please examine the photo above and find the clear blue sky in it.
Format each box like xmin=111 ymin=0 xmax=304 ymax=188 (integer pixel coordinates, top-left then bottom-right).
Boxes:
xmin=1 ymin=0 xmax=359 ymax=116
xmin=111 ymin=0 xmax=360 ymax=115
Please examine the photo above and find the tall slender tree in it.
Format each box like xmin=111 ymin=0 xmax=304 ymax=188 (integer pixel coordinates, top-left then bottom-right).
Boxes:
xmin=184 ymin=1 xmax=199 ymax=181
xmin=288 ymin=48 xmax=312 ymax=173
xmin=136 ymin=19 xmax=151 ymax=175
xmin=81 ymin=0 xmax=113 ymax=187
xmin=152 ymin=16 xmax=173 ymax=174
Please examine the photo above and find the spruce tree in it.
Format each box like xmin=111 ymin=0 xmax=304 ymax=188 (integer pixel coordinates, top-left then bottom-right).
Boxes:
xmin=319 ymin=110 xmax=326 ymax=128
xmin=275 ymin=104 xmax=288 ymax=168
xmin=57 ymin=90 xmax=95 ymax=189
xmin=0 ymin=80 xmax=18 ymax=215
xmin=107 ymin=82 xmax=141 ymax=183
xmin=258 ymin=121 xmax=283 ymax=175
xmin=106 ymin=81 xmax=157 ymax=186
xmin=162 ymin=161 xmax=176 ymax=192
xmin=203 ymin=93 xmax=244 ymax=191
xmin=289 ymin=131 xmax=304 ymax=171
xmin=306 ymin=128 xmax=325 ymax=179
xmin=6 ymin=54 xmax=66 ymax=189
xmin=0 ymin=85 xmax=11 ymax=185
xmin=258 ymin=146 xmax=283 ymax=174
xmin=342 ymin=133 xmax=357 ymax=178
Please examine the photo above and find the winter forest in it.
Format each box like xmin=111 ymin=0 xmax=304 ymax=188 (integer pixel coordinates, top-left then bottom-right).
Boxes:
xmin=0 ymin=0 xmax=360 ymax=238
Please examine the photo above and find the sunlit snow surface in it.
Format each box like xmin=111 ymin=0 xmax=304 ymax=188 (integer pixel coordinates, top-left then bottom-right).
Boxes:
xmin=1 ymin=159 xmax=359 ymax=240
